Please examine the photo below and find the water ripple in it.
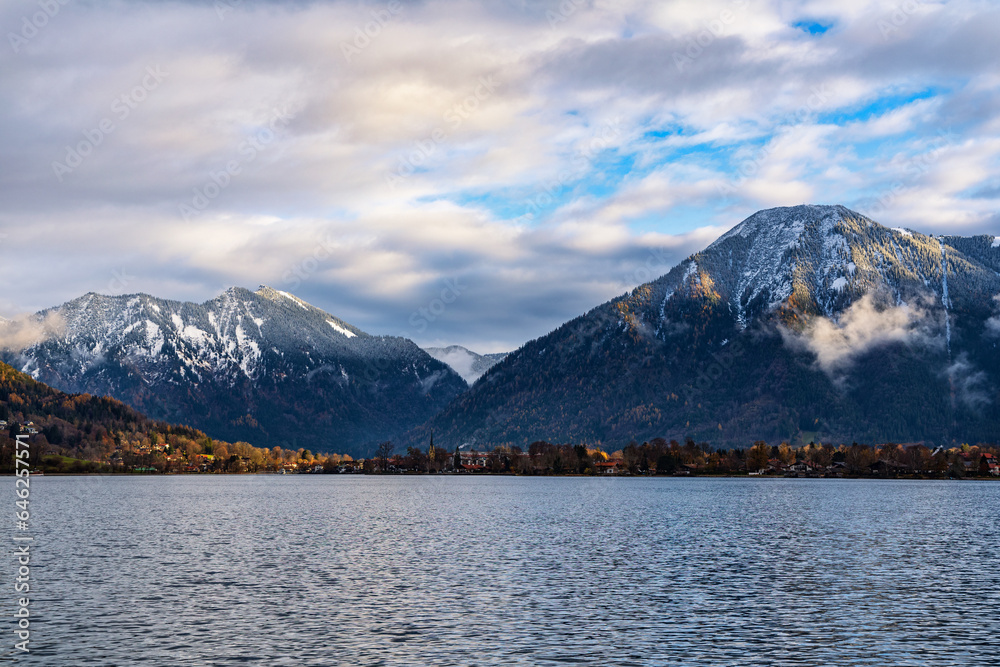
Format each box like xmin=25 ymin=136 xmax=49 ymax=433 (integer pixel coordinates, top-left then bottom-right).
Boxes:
xmin=8 ymin=476 xmax=998 ymax=666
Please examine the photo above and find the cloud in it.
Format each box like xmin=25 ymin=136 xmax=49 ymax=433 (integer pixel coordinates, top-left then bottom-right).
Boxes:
xmin=0 ymin=312 xmax=65 ymax=352
xmin=782 ymin=294 xmax=935 ymax=379
xmin=2 ymin=0 xmax=1000 ymax=350
xmin=986 ymin=294 xmax=1000 ymax=338
xmin=422 ymin=347 xmax=482 ymax=385
xmin=945 ymin=353 xmax=990 ymax=410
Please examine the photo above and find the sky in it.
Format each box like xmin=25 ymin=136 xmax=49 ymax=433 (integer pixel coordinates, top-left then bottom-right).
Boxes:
xmin=2 ymin=0 xmax=998 ymax=353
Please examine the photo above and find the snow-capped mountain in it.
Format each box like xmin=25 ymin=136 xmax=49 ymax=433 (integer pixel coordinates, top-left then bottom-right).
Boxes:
xmin=661 ymin=204 xmax=999 ymax=327
xmin=423 ymin=346 xmax=507 ymax=385
xmin=408 ymin=205 xmax=1000 ymax=450
xmin=3 ymin=286 xmax=467 ymax=456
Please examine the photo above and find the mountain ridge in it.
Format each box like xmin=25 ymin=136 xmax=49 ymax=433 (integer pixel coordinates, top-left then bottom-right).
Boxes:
xmin=2 ymin=286 xmax=467 ymax=457
xmin=404 ymin=204 xmax=1000 ymax=450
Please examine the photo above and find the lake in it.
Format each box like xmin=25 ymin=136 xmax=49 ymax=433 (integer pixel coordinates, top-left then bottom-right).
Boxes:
xmin=6 ymin=475 xmax=999 ymax=665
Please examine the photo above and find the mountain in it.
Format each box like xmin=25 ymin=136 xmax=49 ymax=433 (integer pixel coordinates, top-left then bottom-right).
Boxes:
xmin=2 ymin=286 xmax=467 ymax=457
xmin=406 ymin=205 xmax=1000 ymax=450
xmin=423 ymin=346 xmax=508 ymax=385
xmin=0 ymin=360 xmax=217 ymax=472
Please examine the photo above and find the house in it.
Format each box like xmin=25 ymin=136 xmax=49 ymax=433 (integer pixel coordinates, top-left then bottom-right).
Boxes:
xmin=786 ymin=461 xmax=825 ymax=476
xmin=980 ymin=453 xmax=999 ymax=476
xmin=594 ymin=459 xmax=623 ymax=474
xmin=459 ymin=451 xmax=490 ymax=468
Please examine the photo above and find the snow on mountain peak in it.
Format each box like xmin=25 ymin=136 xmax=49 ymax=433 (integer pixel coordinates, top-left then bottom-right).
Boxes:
xmin=698 ymin=205 xmax=856 ymax=325
xmin=18 ymin=286 xmax=377 ymax=385
xmin=711 ymin=204 xmax=849 ymax=248
xmin=277 ymin=290 xmax=308 ymax=309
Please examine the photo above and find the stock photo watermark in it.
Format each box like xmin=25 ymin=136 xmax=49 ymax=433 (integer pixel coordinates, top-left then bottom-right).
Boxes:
xmin=214 ymin=0 xmax=242 ymax=21
xmin=877 ymin=0 xmax=929 ymax=40
xmin=857 ymin=128 xmax=956 ymax=218
xmin=619 ymin=246 xmax=677 ymax=293
xmin=716 ymin=84 xmax=831 ymax=196
xmin=408 ymin=278 xmax=466 ymax=334
xmin=282 ymin=234 xmax=341 ymax=290
xmin=545 ymin=0 xmax=586 ymax=28
xmin=518 ymin=117 xmax=622 ymax=222
xmin=340 ymin=0 xmax=403 ymax=62
xmin=681 ymin=340 xmax=746 ymax=404
xmin=51 ymin=65 xmax=169 ymax=182
xmin=12 ymin=433 xmax=33 ymax=653
xmin=179 ymin=106 xmax=295 ymax=220
xmin=384 ymin=75 xmax=502 ymax=189
xmin=106 ymin=267 xmax=135 ymax=295
xmin=672 ymin=0 xmax=750 ymax=72
xmin=7 ymin=0 xmax=70 ymax=54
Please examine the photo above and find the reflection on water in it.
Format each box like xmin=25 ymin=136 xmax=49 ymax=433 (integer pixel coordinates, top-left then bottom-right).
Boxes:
xmin=8 ymin=476 xmax=999 ymax=665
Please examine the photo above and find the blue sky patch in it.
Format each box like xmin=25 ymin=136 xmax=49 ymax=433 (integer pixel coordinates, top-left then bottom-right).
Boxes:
xmin=793 ymin=21 xmax=832 ymax=35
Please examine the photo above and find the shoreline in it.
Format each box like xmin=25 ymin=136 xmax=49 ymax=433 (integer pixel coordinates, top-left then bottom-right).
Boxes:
xmin=11 ymin=471 xmax=998 ymax=480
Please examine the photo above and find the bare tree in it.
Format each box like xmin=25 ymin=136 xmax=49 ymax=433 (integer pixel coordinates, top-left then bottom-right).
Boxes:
xmin=375 ymin=441 xmax=394 ymax=472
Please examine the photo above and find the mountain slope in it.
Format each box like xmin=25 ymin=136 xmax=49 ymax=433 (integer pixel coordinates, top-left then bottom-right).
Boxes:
xmin=407 ymin=205 xmax=1000 ymax=449
xmin=0 ymin=360 xmax=217 ymax=472
xmin=3 ymin=286 xmax=467 ymax=456
xmin=423 ymin=346 xmax=507 ymax=385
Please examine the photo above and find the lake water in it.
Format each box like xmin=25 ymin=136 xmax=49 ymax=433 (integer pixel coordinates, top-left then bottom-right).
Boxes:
xmin=5 ymin=475 xmax=999 ymax=665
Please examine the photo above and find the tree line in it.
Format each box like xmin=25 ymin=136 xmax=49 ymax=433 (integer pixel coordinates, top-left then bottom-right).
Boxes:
xmin=360 ymin=437 xmax=1000 ymax=478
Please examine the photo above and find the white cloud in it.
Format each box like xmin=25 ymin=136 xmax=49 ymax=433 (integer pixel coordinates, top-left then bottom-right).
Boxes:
xmin=2 ymin=0 xmax=1000 ymax=349
xmin=946 ymin=353 xmax=991 ymax=410
xmin=0 ymin=312 xmax=65 ymax=352
xmin=782 ymin=294 xmax=937 ymax=379
xmin=986 ymin=295 xmax=1000 ymax=338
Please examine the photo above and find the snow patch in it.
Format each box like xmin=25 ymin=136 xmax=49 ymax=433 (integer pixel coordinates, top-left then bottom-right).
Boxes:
xmin=327 ymin=320 xmax=356 ymax=338
xmin=992 ymin=236 xmax=1000 ymax=248
xmin=180 ymin=324 xmax=210 ymax=347
xmin=940 ymin=242 xmax=951 ymax=355
xmin=682 ymin=261 xmax=698 ymax=283
xmin=831 ymin=277 xmax=848 ymax=291
xmin=892 ymin=227 xmax=912 ymax=237
xmin=143 ymin=320 xmax=164 ymax=356
xmin=277 ymin=291 xmax=308 ymax=309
